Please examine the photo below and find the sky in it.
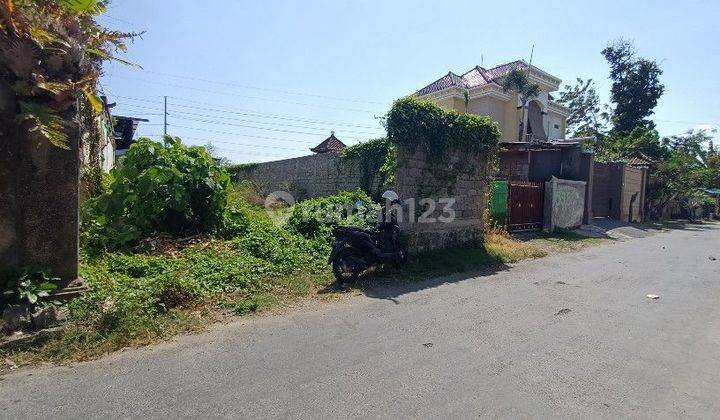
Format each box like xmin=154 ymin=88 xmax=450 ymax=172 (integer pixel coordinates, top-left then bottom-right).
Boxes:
xmin=99 ymin=0 xmax=720 ymax=163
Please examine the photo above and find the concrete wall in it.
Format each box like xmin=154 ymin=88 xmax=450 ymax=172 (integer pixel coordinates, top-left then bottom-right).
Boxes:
xmin=543 ymin=177 xmax=586 ymax=232
xmin=393 ymin=147 xmax=489 ymax=253
xmin=0 ymin=127 xmax=80 ymax=284
xmin=232 ymin=152 xmax=384 ymax=201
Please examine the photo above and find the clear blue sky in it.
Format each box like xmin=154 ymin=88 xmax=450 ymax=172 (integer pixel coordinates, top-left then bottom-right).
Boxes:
xmin=100 ymin=0 xmax=720 ymax=163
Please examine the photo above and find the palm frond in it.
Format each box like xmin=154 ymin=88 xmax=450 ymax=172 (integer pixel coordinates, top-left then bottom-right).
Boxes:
xmin=82 ymin=86 xmax=103 ymax=114
xmin=60 ymin=0 xmax=103 ymax=15
xmin=17 ymin=101 xmax=69 ymax=149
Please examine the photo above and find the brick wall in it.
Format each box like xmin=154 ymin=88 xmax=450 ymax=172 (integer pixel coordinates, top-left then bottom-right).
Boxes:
xmin=393 ymin=147 xmax=489 ymax=253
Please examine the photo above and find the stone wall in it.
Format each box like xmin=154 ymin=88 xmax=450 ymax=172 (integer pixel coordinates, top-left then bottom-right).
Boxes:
xmin=0 ymin=130 xmax=80 ymax=284
xmin=393 ymin=147 xmax=490 ymax=253
xmin=231 ymin=152 xmax=384 ymax=201
xmin=543 ymin=177 xmax=586 ymax=232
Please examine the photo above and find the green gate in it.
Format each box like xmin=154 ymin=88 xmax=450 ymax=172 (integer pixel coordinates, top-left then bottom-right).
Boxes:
xmin=488 ymin=180 xmax=508 ymax=228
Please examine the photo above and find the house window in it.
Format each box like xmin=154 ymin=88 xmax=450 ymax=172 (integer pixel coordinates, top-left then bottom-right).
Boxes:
xmin=554 ymin=124 xmax=560 ymax=129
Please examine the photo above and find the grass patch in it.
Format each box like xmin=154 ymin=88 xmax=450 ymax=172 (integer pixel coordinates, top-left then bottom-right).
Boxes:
xmin=484 ymin=232 xmax=548 ymax=262
xmin=372 ymin=231 xmax=547 ymax=283
xmin=521 ymin=228 xmax=606 ymax=254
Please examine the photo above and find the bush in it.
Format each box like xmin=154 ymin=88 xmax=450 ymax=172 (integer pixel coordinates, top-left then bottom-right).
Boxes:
xmin=285 ymin=190 xmax=379 ymax=239
xmin=385 ymin=96 xmax=501 ymax=161
xmin=82 ymin=137 xmax=230 ymax=251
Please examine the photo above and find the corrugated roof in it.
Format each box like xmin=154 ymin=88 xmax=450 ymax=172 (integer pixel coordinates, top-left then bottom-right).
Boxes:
xmin=417 ymin=60 xmax=530 ymax=96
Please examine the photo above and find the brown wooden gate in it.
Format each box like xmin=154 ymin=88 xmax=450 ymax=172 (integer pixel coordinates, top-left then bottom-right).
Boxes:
xmin=507 ymin=181 xmax=544 ymax=231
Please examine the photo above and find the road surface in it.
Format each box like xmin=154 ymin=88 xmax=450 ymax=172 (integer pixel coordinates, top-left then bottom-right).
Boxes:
xmin=2 ymin=223 xmax=720 ymax=418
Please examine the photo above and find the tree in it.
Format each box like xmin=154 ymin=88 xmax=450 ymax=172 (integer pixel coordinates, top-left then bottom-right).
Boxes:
xmin=602 ymin=39 xmax=664 ymax=136
xmin=0 ymin=0 xmax=137 ymax=148
xmin=645 ymin=129 xmax=714 ymax=218
xmin=707 ymin=141 xmax=720 ymax=188
xmin=557 ymin=78 xmax=609 ymax=137
xmin=501 ymin=68 xmax=541 ymax=141
xmin=204 ymin=141 xmax=231 ymax=166
xmin=595 ymin=127 xmax=668 ymax=162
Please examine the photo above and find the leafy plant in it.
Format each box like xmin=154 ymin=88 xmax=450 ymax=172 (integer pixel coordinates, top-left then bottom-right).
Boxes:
xmin=285 ymin=190 xmax=379 ymax=239
xmin=500 ymin=68 xmax=541 ymax=141
xmin=82 ymin=136 xmax=231 ymax=251
xmin=3 ymin=267 xmax=59 ymax=306
xmin=0 ymin=0 xmax=140 ymax=148
xmin=385 ymin=96 xmax=500 ymax=162
xmin=557 ymin=78 xmax=610 ymax=138
xmin=341 ymin=137 xmax=395 ymax=197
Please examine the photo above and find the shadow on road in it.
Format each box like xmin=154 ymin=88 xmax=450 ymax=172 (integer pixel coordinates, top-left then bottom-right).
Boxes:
xmin=319 ymin=245 xmax=511 ymax=303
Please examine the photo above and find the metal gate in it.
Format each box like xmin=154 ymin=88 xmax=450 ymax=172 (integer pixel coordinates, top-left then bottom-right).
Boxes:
xmin=507 ymin=181 xmax=544 ymax=231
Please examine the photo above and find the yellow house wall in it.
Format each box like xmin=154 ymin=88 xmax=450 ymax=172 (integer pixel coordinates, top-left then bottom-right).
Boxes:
xmin=466 ymin=95 xmax=519 ymax=142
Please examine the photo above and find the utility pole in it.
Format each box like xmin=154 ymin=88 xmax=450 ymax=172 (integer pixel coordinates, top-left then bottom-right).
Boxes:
xmin=163 ymin=95 xmax=168 ymax=136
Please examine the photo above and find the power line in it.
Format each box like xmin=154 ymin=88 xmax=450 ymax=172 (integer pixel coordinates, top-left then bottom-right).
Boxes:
xmin=112 ymin=103 xmax=385 ymax=135
xmin=109 ymin=95 xmax=385 ymax=129
xmin=172 ymin=118 xmax=363 ymax=140
xmin=108 ymin=75 xmax=378 ymax=113
xmin=655 ymin=119 xmax=719 ymax=126
xmin=143 ymin=134 xmax=307 ymax=152
xmin=171 ymin=113 xmax=382 ymax=137
xmin=137 ymin=69 xmax=390 ymax=105
xmin=165 ymin=125 xmax=351 ymax=146
xmin=143 ymin=135 xmax=298 ymax=159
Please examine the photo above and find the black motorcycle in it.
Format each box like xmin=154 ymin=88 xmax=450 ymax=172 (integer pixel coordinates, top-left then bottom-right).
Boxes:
xmin=328 ymin=192 xmax=405 ymax=283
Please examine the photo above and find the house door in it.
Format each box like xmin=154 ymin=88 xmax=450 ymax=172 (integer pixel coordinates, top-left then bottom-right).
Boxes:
xmin=507 ymin=181 xmax=544 ymax=231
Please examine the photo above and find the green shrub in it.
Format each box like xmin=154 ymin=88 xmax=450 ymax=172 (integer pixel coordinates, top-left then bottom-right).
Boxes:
xmin=285 ymin=190 xmax=379 ymax=239
xmin=341 ymin=138 xmax=396 ymax=194
xmin=2 ymin=266 xmax=59 ymax=307
xmin=82 ymin=136 xmax=230 ymax=251
xmin=385 ymin=96 xmax=501 ymax=161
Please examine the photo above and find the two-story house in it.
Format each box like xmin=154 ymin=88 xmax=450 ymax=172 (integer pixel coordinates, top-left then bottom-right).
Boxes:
xmin=416 ymin=60 xmax=571 ymax=143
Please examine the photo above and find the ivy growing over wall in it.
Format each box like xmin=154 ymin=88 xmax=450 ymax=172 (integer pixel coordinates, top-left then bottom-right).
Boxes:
xmin=340 ymin=137 xmax=396 ymax=198
xmin=385 ymin=96 xmax=501 ymax=161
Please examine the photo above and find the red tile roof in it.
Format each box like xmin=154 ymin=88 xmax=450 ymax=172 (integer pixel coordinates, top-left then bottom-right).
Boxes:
xmin=626 ymin=152 xmax=655 ymax=167
xmin=417 ymin=60 xmax=530 ymax=96
xmin=310 ymin=132 xmax=346 ymax=153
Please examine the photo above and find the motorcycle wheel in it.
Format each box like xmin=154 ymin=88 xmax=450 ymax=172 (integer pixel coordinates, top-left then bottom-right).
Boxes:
xmin=332 ymin=248 xmax=364 ymax=284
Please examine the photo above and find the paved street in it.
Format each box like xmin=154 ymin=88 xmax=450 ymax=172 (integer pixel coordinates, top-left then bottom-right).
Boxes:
xmin=2 ymin=223 xmax=719 ymax=419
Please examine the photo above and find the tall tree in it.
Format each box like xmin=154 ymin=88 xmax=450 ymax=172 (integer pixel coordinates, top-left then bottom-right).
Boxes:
xmin=557 ymin=78 xmax=609 ymax=137
xmin=501 ymin=68 xmax=541 ymax=141
xmin=602 ymin=39 xmax=664 ymax=135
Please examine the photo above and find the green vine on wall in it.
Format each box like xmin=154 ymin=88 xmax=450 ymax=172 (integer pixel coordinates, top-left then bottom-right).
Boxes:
xmin=385 ymin=96 xmax=501 ymax=162
xmin=384 ymin=96 xmax=501 ymax=196
xmin=340 ymin=137 xmax=396 ymax=198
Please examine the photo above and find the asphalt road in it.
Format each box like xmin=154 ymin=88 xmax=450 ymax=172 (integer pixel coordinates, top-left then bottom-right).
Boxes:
xmin=2 ymin=222 xmax=720 ymax=419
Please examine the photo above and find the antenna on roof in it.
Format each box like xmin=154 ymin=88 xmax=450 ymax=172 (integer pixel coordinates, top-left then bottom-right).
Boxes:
xmin=527 ymin=45 xmax=535 ymax=69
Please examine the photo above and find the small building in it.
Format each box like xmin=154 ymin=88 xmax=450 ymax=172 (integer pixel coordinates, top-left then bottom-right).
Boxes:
xmin=310 ymin=131 xmax=346 ymax=154
xmin=113 ymin=115 xmax=149 ymax=158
